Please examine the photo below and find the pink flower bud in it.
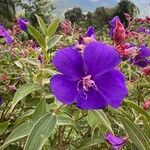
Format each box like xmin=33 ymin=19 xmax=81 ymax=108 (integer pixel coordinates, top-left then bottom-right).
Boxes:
xmin=8 ymin=85 xmax=16 ymax=91
xmin=113 ymin=20 xmax=126 ymax=45
xmin=142 ymin=66 xmax=150 ymax=75
xmin=143 ymin=99 xmax=150 ymax=110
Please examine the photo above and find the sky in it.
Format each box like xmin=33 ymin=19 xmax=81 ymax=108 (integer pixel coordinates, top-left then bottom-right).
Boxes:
xmin=54 ymin=0 xmax=150 ymax=18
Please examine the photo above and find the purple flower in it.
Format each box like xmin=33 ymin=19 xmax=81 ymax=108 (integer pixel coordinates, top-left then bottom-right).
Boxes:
xmin=130 ymin=45 xmax=150 ymax=67
xmin=18 ymin=18 xmax=29 ymax=31
xmin=79 ymin=26 xmax=96 ymax=44
xmin=0 ymin=96 xmax=2 ymax=106
xmin=50 ymin=42 xmax=128 ymax=110
xmin=136 ymin=27 xmax=150 ymax=35
xmin=109 ymin=16 xmax=119 ymax=39
xmin=85 ymin=26 xmax=96 ymax=39
xmin=0 ymin=25 xmax=12 ymax=45
xmin=105 ymin=133 xmax=126 ymax=150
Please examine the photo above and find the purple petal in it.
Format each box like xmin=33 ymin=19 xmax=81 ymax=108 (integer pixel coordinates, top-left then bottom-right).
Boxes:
xmin=18 ymin=18 xmax=29 ymax=31
xmin=95 ymin=70 xmax=128 ymax=108
xmin=109 ymin=16 xmax=119 ymax=27
xmin=83 ymin=42 xmax=120 ymax=78
xmin=109 ymin=16 xmax=119 ymax=39
xmin=85 ymin=26 xmax=96 ymax=39
xmin=77 ymin=88 xmax=108 ymax=110
xmin=50 ymin=74 xmax=78 ymax=104
xmin=140 ymin=45 xmax=150 ymax=57
xmin=105 ymin=133 xmax=125 ymax=150
xmin=0 ymin=96 xmax=2 ymax=106
xmin=52 ymin=47 xmax=85 ymax=80
xmin=5 ymin=36 xmax=13 ymax=45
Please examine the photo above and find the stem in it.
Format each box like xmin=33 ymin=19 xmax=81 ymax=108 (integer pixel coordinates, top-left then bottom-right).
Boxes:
xmin=57 ymin=126 xmax=65 ymax=150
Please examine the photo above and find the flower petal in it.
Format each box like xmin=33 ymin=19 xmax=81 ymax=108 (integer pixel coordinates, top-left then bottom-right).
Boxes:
xmin=5 ymin=36 xmax=12 ymax=45
xmin=95 ymin=70 xmax=128 ymax=108
xmin=140 ymin=45 xmax=150 ymax=57
xmin=52 ymin=47 xmax=85 ymax=80
xmin=83 ymin=42 xmax=120 ymax=78
xmin=105 ymin=133 xmax=125 ymax=150
xmin=77 ymin=88 xmax=108 ymax=110
xmin=50 ymin=74 xmax=78 ymax=104
xmin=0 ymin=96 xmax=2 ymax=106
xmin=85 ymin=26 xmax=96 ymax=38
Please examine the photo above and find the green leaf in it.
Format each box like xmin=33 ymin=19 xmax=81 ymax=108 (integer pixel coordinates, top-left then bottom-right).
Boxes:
xmin=0 ymin=122 xmax=9 ymax=135
xmin=87 ymin=111 xmax=99 ymax=129
xmin=92 ymin=110 xmax=113 ymax=133
xmin=20 ymin=58 xmax=41 ymax=66
xmin=35 ymin=15 xmax=47 ymax=36
xmin=24 ymin=114 xmax=56 ymax=150
xmin=78 ymin=137 xmax=103 ymax=150
xmin=0 ymin=122 xmax=35 ymax=150
xmin=56 ymin=115 xmax=79 ymax=130
xmin=119 ymin=116 xmax=150 ymax=150
xmin=32 ymin=100 xmax=47 ymax=121
xmin=12 ymin=83 xmax=42 ymax=109
xmin=124 ymin=100 xmax=150 ymax=124
xmin=48 ymin=35 xmax=62 ymax=50
xmin=27 ymin=24 xmax=45 ymax=48
xmin=47 ymin=20 xmax=59 ymax=37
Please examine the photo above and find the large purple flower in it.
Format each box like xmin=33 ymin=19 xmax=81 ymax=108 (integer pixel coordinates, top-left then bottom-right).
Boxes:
xmin=105 ymin=133 xmax=126 ymax=150
xmin=130 ymin=45 xmax=150 ymax=67
xmin=50 ymin=42 xmax=128 ymax=110
xmin=0 ymin=25 xmax=12 ymax=45
xmin=109 ymin=16 xmax=119 ymax=39
xmin=18 ymin=18 xmax=29 ymax=31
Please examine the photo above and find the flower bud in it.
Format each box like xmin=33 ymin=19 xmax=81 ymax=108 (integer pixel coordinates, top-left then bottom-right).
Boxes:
xmin=143 ymin=99 xmax=150 ymax=110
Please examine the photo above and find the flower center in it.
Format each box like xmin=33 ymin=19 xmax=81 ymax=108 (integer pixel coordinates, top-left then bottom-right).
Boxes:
xmin=78 ymin=75 xmax=98 ymax=91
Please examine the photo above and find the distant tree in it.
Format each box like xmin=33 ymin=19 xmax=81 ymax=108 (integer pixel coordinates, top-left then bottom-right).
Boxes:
xmin=0 ymin=0 xmax=16 ymax=26
xmin=65 ymin=7 xmax=84 ymax=24
xmin=93 ymin=7 xmax=112 ymax=30
xmin=15 ymin=0 xmax=55 ymax=25
xmin=85 ymin=12 xmax=94 ymax=27
xmin=112 ymin=0 xmax=139 ymax=27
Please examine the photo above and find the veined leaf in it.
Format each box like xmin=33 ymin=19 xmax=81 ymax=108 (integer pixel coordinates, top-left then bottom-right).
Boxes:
xmin=32 ymin=100 xmax=47 ymax=121
xmin=119 ymin=116 xmax=150 ymax=150
xmin=24 ymin=114 xmax=56 ymax=150
xmin=92 ymin=110 xmax=113 ymax=133
xmin=124 ymin=100 xmax=150 ymax=124
xmin=47 ymin=19 xmax=59 ymax=37
xmin=56 ymin=115 xmax=79 ymax=130
xmin=12 ymin=83 xmax=42 ymax=109
xmin=27 ymin=24 xmax=45 ymax=48
xmin=0 ymin=122 xmax=35 ymax=150
xmin=48 ymin=35 xmax=62 ymax=50
xmin=35 ymin=15 xmax=47 ymax=35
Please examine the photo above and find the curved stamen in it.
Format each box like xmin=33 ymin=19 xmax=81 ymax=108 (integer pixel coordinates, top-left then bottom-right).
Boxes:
xmin=77 ymin=75 xmax=98 ymax=92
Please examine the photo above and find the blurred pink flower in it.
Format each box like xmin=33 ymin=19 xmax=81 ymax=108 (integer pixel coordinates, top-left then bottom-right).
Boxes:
xmin=60 ymin=20 xmax=72 ymax=35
